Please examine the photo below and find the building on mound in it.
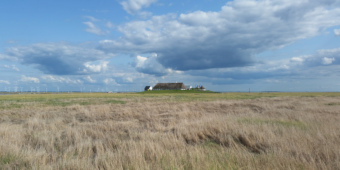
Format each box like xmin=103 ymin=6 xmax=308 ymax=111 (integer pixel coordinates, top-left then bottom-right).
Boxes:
xmin=193 ymin=85 xmax=206 ymax=91
xmin=153 ymin=83 xmax=187 ymax=90
xmin=144 ymin=86 xmax=153 ymax=91
xmin=199 ymin=85 xmax=206 ymax=91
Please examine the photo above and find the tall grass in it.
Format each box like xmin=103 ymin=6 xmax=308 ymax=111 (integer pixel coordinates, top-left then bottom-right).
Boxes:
xmin=0 ymin=93 xmax=339 ymax=169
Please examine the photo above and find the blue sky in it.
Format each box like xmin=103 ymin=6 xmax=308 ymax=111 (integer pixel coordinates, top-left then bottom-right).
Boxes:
xmin=1 ymin=0 xmax=340 ymax=92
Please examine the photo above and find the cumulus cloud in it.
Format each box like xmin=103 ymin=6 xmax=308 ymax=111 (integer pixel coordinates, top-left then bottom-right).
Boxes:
xmin=100 ymin=0 xmax=340 ymax=75
xmin=302 ymin=48 xmax=340 ymax=66
xmin=103 ymin=78 xmax=120 ymax=86
xmin=0 ymin=80 xmax=10 ymax=84
xmin=189 ymin=47 xmax=340 ymax=84
xmin=106 ymin=22 xmax=114 ymax=29
xmin=83 ymin=16 xmax=112 ymax=35
xmin=84 ymin=76 xmax=96 ymax=83
xmin=4 ymin=43 xmax=114 ymax=75
xmin=83 ymin=61 xmax=109 ymax=73
xmin=41 ymin=75 xmax=83 ymax=84
xmin=189 ymin=63 xmax=292 ymax=82
xmin=322 ymin=57 xmax=335 ymax=65
xmin=290 ymin=57 xmax=305 ymax=63
xmin=2 ymin=65 xmax=20 ymax=71
xmin=0 ymin=54 xmax=16 ymax=61
xmin=334 ymin=29 xmax=340 ymax=36
xmin=20 ymin=75 xmax=40 ymax=83
xmin=0 ymin=54 xmax=8 ymax=60
xmin=133 ymin=53 xmax=181 ymax=76
xmin=84 ymin=16 xmax=100 ymax=22
xmin=120 ymin=0 xmax=157 ymax=14
xmin=124 ymin=76 xmax=134 ymax=83
xmin=83 ymin=21 xmax=108 ymax=35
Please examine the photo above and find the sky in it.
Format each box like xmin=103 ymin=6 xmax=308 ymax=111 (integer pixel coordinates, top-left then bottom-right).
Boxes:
xmin=1 ymin=0 xmax=340 ymax=92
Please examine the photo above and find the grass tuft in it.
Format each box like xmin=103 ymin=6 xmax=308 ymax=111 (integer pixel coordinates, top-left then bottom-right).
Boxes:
xmin=0 ymin=154 xmax=16 ymax=165
xmin=238 ymin=118 xmax=307 ymax=129
xmin=327 ymin=102 xmax=340 ymax=106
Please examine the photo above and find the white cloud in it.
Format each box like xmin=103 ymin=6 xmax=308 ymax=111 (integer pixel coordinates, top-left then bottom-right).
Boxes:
xmin=0 ymin=54 xmax=17 ymax=61
xmin=84 ymin=76 xmax=96 ymax=83
xmin=0 ymin=54 xmax=6 ymax=60
xmin=137 ymin=11 xmax=153 ymax=19
xmin=106 ymin=21 xmax=114 ymax=28
xmin=135 ymin=55 xmax=147 ymax=67
xmin=103 ymin=78 xmax=120 ymax=86
xmin=322 ymin=57 xmax=335 ymax=65
xmin=11 ymin=65 xmax=20 ymax=71
xmin=134 ymin=53 xmax=176 ymax=76
xmin=4 ymin=43 xmax=114 ymax=75
xmin=83 ymin=21 xmax=108 ymax=35
xmin=120 ymin=0 xmax=157 ymax=14
xmin=41 ymin=75 xmax=59 ymax=82
xmin=0 ymin=80 xmax=10 ymax=84
xmin=287 ymin=48 xmax=340 ymax=68
xmin=100 ymin=0 xmax=340 ymax=74
xmin=185 ymin=46 xmax=340 ymax=83
xmin=124 ymin=76 xmax=134 ymax=83
xmin=20 ymin=75 xmax=40 ymax=83
xmin=2 ymin=65 xmax=20 ymax=71
xmin=334 ymin=29 xmax=340 ymax=36
xmin=41 ymin=75 xmax=83 ymax=84
xmin=83 ymin=61 xmax=109 ymax=73
xmin=265 ymin=79 xmax=281 ymax=83
xmin=84 ymin=16 xmax=100 ymax=22
xmin=304 ymin=48 xmax=340 ymax=66
xmin=290 ymin=57 xmax=305 ymax=63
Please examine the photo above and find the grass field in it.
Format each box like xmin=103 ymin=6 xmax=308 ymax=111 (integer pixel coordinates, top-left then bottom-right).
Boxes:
xmin=0 ymin=92 xmax=340 ymax=169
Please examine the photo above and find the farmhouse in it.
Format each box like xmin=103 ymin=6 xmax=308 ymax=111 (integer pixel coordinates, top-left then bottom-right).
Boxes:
xmin=144 ymin=86 xmax=153 ymax=91
xmin=153 ymin=83 xmax=187 ymax=90
xmin=199 ymin=85 xmax=206 ymax=91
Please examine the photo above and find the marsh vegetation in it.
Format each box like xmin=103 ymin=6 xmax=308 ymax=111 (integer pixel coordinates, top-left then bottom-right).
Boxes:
xmin=0 ymin=92 xmax=339 ymax=169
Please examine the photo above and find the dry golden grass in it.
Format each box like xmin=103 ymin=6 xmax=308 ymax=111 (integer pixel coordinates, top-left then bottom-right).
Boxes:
xmin=0 ymin=94 xmax=340 ymax=169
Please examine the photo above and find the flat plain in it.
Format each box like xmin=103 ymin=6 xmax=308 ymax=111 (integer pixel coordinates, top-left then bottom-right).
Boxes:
xmin=0 ymin=92 xmax=340 ymax=169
